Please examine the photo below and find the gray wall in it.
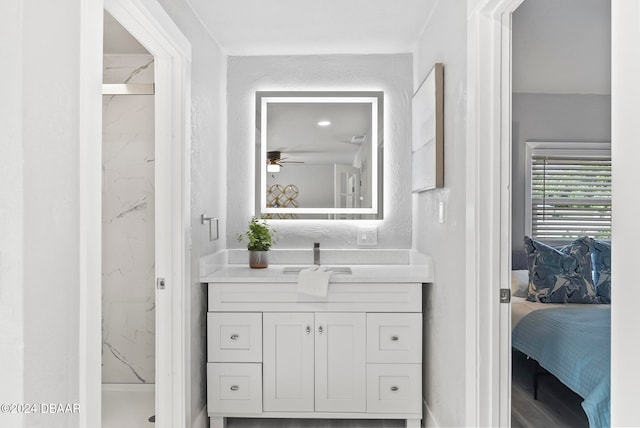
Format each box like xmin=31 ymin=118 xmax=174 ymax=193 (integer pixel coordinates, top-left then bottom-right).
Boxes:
xmin=511 ymin=0 xmax=611 ymax=251
xmin=412 ymin=1 xmax=468 ymax=426
xmin=511 ymin=93 xmax=611 ymax=250
xmin=227 ymin=54 xmax=413 ymax=249
xmin=512 ymin=0 xmax=611 ymax=95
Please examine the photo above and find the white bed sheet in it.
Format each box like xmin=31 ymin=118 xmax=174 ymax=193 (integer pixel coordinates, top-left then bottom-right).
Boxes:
xmin=511 ymin=296 xmax=610 ymax=330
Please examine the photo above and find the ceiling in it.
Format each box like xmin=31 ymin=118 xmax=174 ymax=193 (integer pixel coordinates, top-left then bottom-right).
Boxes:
xmin=186 ymin=0 xmax=436 ymax=55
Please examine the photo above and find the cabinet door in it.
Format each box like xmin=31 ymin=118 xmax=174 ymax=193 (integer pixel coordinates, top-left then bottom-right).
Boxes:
xmin=315 ymin=312 xmax=366 ymax=412
xmin=263 ymin=312 xmax=315 ymax=411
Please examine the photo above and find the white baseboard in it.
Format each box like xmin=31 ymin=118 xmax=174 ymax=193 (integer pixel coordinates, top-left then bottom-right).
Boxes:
xmin=101 ymin=383 xmax=155 ymax=392
xmin=424 ymin=400 xmax=439 ymax=427
xmin=192 ymin=405 xmax=208 ymax=428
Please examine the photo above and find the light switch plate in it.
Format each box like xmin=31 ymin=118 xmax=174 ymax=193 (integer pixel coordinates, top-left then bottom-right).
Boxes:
xmin=357 ymin=225 xmax=378 ymax=245
xmin=438 ymin=201 xmax=445 ymax=224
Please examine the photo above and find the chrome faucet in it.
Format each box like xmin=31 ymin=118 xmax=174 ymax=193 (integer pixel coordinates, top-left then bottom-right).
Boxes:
xmin=313 ymin=242 xmax=320 ymax=265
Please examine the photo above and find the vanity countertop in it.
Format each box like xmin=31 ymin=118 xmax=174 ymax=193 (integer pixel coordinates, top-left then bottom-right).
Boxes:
xmin=200 ymin=263 xmax=433 ymax=284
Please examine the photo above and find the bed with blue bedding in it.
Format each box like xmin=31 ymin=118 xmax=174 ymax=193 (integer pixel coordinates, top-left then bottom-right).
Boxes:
xmin=512 ymin=302 xmax=611 ymax=427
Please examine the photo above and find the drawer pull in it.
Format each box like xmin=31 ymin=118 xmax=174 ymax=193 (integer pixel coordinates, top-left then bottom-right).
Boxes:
xmin=230 ymin=385 xmax=239 ymax=391
xmin=230 ymin=334 xmax=239 ymax=340
xmin=306 ymin=326 xmax=311 ymax=335
xmin=391 ymin=335 xmax=399 ymax=341
xmin=390 ymin=386 xmax=399 ymax=392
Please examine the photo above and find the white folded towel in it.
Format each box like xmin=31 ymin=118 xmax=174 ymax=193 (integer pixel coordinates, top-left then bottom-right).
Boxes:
xmin=297 ymin=265 xmax=332 ymax=297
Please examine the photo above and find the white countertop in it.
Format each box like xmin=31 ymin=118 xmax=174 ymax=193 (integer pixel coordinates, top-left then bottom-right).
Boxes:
xmin=200 ymin=263 xmax=432 ymax=284
xmin=199 ymin=249 xmax=434 ymax=284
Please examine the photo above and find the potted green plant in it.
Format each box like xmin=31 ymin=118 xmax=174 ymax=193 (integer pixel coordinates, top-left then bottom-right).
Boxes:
xmin=237 ymin=216 xmax=278 ymax=268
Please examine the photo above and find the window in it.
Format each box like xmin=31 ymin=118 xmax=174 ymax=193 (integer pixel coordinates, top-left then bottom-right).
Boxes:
xmin=526 ymin=142 xmax=611 ymax=243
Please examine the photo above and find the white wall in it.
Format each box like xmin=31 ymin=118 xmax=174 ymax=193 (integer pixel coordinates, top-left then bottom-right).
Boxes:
xmin=227 ymin=54 xmax=413 ymax=249
xmin=0 ymin=0 xmax=226 ymax=426
xmin=155 ymin=0 xmax=228 ymax=424
xmin=611 ymin=1 xmax=640 ymax=425
xmin=19 ymin=0 xmax=83 ymax=425
xmin=0 ymin=1 xmax=24 ymax=427
xmin=102 ymin=54 xmax=156 ymax=384
xmin=412 ymin=2 xmax=468 ymax=426
xmin=266 ymin=164 xmax=334 ymax=209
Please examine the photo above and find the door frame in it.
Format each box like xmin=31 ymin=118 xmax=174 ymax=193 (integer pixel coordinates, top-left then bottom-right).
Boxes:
xmin=466 ymin=0 xmax=523 ymax=426
xmin=78 ymin=0 xmax=192 ymax=427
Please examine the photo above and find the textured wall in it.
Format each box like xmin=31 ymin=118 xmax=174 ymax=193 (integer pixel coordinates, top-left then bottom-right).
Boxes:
xmin=412 ymin=1 xmax=468 ymax=426
xmin=102 ymin=54 xmax=155 ymax=384
xmin=227 ymin=54 xmax=413 ymax=249
xmin=0 ymin=1 xmax=24 ymax=426
xmin=155 ymin=0 xmax=228 ymax=425
xmin=20 ymin=0 xmax=82 ymax=425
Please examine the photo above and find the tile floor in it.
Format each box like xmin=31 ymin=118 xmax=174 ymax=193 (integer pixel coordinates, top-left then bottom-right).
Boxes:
xmin=102 ymin=384 xmax=155 ymax=428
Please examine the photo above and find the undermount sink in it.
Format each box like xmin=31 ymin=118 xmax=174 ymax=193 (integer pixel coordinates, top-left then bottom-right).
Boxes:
xmin=282 ymin=266 xmax=353 ymax=275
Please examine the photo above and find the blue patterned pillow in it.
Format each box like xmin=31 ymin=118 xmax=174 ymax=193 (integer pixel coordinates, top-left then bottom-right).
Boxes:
xmin=591 ymin=239 xmax=611 ymax=303
xmin=524 ymin=236 xmax=598 ymax=303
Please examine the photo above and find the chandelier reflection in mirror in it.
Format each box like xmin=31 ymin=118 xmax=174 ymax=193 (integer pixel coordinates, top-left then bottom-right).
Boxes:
xmin=266 ymin=184 xmax=299 ymax=219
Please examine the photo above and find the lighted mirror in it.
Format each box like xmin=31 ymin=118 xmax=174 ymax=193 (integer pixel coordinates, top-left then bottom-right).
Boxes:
xmin=256 ymin=91 xmax=383 ymax=220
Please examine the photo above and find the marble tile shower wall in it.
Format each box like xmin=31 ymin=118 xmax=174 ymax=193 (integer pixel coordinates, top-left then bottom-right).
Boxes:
xmin=102 ymin=54 xmax=155 ymax=384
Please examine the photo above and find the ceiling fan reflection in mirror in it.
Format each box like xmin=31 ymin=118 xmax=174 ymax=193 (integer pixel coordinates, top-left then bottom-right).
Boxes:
xmin=266 ymin=150 xmax=304 ymax=173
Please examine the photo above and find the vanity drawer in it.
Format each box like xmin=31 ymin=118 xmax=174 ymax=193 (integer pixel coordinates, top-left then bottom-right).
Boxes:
xmin=366 ymin=313 xmax=422 ymax=363
xmin=366 ymin=364 xmax=422 ymax=414
xmin=208 ymin=312 xmax=262 ymax=362
xmin=207 ymin=363 xmax=262 ymax=414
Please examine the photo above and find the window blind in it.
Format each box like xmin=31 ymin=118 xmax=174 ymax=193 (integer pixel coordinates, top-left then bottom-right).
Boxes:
xmin=530 ymin=153 xmax=611 ymax=241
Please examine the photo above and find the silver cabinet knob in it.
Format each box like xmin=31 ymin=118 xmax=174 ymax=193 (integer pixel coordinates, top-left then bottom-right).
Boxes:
xmin=230 ymin=385 xmax=239 ymax=391
xmin=390 ymin=386 xmax=399 ymax=392
xmin=318 ymin=326 xmax=323 ymax=335
xmin=305 ymin=326 xmax=311 ymax=335
xmin=391 ymin=336 xmax=399 ymax=341
xmin=230 ymin=334 xmax=239 ymax=340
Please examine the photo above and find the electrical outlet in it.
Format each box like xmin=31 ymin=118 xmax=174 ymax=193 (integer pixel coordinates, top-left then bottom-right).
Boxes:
xmin=357 ymin=225 xmax=378 ymax=245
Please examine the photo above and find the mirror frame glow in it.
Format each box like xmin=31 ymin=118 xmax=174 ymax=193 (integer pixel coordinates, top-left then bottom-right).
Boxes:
xmin=258 ymin=93 xmax=381 ymax=216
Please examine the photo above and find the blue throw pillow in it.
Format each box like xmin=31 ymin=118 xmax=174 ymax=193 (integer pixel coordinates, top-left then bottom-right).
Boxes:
xmin=591 ymin=239 xmax=611 ymax=303
xmin=524 ymin=236 xmax=598 ymax=303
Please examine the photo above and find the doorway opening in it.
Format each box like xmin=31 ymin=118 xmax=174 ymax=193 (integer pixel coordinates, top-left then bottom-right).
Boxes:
xmin=101 ymin=10 xmax=156 ymax=426
xmin=79 ymin=0 xmax=191 ymax=426
xmin=509 ymin=1 xmax=612 ymax=426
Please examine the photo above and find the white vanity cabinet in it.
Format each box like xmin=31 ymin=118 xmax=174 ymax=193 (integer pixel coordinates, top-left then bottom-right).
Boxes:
xmin=206 ymin=280 xmax=424 ymax=428
xmin=263 ymin=312 xmax=367 ymax=413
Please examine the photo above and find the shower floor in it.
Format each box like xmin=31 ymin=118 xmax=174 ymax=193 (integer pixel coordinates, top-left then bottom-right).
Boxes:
xmin=102 ymin=384 xmax=155 ymax=428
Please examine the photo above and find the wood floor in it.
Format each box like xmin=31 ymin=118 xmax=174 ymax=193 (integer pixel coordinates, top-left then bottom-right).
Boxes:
xmin=511 ymin=349 xmax=589 ymax=428
xmin=226 ymin=419 xmax=404 ymax=428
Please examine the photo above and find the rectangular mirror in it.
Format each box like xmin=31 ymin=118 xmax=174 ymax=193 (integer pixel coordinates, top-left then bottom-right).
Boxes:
xmin=256 ymin=91 xmax=383 ymax=219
